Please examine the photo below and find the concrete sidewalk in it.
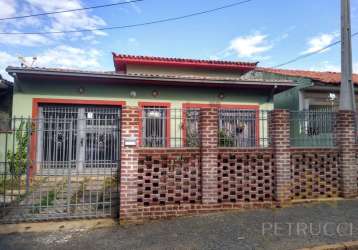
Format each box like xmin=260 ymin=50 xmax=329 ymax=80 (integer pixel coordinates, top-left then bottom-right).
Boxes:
xmin=1 ymin=200 xmax=358 ymax=250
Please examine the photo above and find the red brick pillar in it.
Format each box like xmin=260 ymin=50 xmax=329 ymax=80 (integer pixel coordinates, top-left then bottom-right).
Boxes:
xmin=337 ymin=110 xmax=357 ymax=198
xmin=271 ymin=109 xmax=291 ymax=204
xmin=119 ymin=106 xmax=139 ymax=222
xmin=200 ymin=107 xmax=219 ymax=204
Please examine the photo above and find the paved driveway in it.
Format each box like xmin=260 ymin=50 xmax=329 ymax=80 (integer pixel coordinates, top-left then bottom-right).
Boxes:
xmin=1 ymin=200 xmax=358 ymax=250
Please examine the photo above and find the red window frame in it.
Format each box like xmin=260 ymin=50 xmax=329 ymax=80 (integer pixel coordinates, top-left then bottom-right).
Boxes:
xmin=138 ymin=102 xmax=171 ymax=147
xmin=30 ymin=98 xmax=126 ymax=175
xmin=182 ymin=103 xmax=260 ymax=147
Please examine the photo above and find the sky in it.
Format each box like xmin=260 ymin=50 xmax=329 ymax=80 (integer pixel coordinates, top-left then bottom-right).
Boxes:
xmin=0 ymin=0 xmax=357 ymax=80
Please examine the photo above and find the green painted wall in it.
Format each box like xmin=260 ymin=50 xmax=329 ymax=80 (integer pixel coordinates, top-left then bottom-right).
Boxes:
xmin=245 ymin=71 xmax=313 ymax=111
xmin=12 ymin=79 xmax=274 ymax=117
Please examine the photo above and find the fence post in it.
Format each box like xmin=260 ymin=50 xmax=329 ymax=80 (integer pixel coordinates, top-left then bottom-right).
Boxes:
xmin=200 ymin=107 xmax=219 ymax=204
xmin=271 ymin=109 xmax=292 ymax=204
xmin=337 ymin=110 xmax=357 ymax=198
xmin=119 ymin=106 xmax=140 ymax=222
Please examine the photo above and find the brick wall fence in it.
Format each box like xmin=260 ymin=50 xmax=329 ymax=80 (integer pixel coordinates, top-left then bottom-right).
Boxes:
xmin=119 ymin=107 xmax=358 ymax=223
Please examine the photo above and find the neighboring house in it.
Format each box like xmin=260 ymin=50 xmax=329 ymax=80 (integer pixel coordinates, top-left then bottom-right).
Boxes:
xmin=244 ymin=67 xmax=358 ymax=147
xmin=0 ymin=75 xmax=13 ymax=130
xmin=245 ymin=67 xmax=358 ymax=111
xmin=5 ymin=54 xmax=295 ymax=172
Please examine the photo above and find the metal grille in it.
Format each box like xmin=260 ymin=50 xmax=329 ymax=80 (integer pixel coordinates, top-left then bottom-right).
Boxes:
xmin=184 ymin=109 xmax=200 ymax=147
xmin=290 ymin=111 xmax=336 ymax=147
xmin=140 ymin=107 xmax=200 ymax=148
xmin=0 ymin=105 xmax=121 ymax=223
xmin=142 ymin=107 xmax=167 ymax=147
xmin=39 ymin=106 xmax=78 ymax=169
xmin=218 ymin=109 xmax=271 ymax=147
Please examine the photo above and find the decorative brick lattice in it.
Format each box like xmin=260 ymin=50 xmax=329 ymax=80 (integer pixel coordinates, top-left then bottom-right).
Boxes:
xmin=137 ymin=149 xmax=201 ymax=206
xmin=291 ymin=150 xmax=341 ymax=199
xmin=217 ymin=150 xmax=275 ymax=203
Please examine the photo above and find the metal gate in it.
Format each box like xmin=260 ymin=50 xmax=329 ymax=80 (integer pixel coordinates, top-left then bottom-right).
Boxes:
xmin=0 ymin=105 xmax=121 ymax=223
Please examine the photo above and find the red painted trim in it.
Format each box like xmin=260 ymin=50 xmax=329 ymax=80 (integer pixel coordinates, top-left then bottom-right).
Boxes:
xmin=32 ymin=98 xmax=125 ymax=118
xmin=182 ymin=103 xmax=260 ymax=146
xmin=113 ymin=54 xmax=257 ymax=73
xmin=30 ymin=98 xmax=126 ymax=175
xmin=138 ymin=102 xmax=171 ymax=147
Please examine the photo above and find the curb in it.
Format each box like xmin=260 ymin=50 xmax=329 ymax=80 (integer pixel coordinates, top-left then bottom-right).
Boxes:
xmin=297 ymin=240 xmax=358 ymax=250
xmin=0 ymin=218 xmax=117 ymax=234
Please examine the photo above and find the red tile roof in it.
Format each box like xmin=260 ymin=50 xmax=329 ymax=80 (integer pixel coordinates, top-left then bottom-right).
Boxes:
xmin=112 ymin=53 xmax=258 ymax=73
xmin=256 ymin=67 xmax=358 ymax=85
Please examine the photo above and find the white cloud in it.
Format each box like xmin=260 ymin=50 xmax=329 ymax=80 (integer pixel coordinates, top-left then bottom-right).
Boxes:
xmin=0 ymin=51 xmax=20 ymax=80
xmin=0 ymin=32 xmax=50 ymax=46
xmin=308 ymin=61 xmax=358 ymax=74
xmin=302 ymin=32 xmax=339 ymax=54
xmin=0 ymin=45 xmax=105 ymax=80
xmin=0 ymin=0 xmax=107 ymax=46
xmin=25 ymin=0 xmax=106 ymax=35
xmin=125 ymin=0 xmax=142 ymax=14
xmin=228 ymin=33 xmax=273 ymax=58
xmin=0 ymin=45 xmax=103 ymax=79
xmin=31 ymin=45 xmax=103 ymax=69
xmin=127 ymin=37 xmax=139 ymax=47
xmin=0 ymin=0 xmax=16 ymax=19
xmin=309 ymin=61 xmax=340 ymax=72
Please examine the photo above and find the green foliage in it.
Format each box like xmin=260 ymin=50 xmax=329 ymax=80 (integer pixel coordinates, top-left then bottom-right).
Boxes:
xmin=7 ymin=120 xmax=30 ymax=178
xmin=34 ymin=190 xmax=56 ymax=213
xmin=218 ymin=129 xmax=234 ymax=147
xmin=185 ymin=131 xmax=200 ymax=147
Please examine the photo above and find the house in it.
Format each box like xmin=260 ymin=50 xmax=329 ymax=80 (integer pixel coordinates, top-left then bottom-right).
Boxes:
xmin=245 ymin=67 xmax=358 ymax=111
xmin=4 ymin=54 xmax=358 ymax=223
xmin=5 ymin=54 xmax=296 ymax=156
xmin=243 ymin=67 xmax=358 ymax=147
xmin=1 ymin=54 xmax=296 ymax=221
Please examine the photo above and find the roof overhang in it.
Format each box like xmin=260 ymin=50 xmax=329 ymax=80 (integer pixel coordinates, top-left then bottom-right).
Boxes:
xmin=300 ymin=82 xmax=358 ymax=93
xmin=6 ymin=66 xmax=297 ymax=93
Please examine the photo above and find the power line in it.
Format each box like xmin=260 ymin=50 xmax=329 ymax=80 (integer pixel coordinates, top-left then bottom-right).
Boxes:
xmin=272 ymin=31 xmax=358 ymax=68
xmin=0 ymin=0 xmax=145 ymax=21
xmin=0 ymin=0 xmax=253 ymax=35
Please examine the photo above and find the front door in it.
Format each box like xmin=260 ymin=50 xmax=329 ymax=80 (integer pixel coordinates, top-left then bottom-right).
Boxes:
xmin=36 ymin=104 xmax=121 ymax=173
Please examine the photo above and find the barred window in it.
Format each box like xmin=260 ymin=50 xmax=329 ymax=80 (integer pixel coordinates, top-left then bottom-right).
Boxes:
xmin=307 ymin=106 xmax=335 ymax=136
xmin=142 ymin=107 xmax=167 ymax=147
xmin=219 ymin=109 xmax=257 ymax=147
xmin=185 ymin=109 xmax=200 ymax=147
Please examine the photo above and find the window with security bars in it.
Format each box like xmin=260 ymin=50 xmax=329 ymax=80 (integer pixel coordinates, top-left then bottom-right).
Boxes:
xmin=40 ymin=105 xmax=78 ymax=168
xmin=307 ymin=106 xmax=335 ymax=136
xmin=141 ymin=107 xmax=167 ymax=147
xmin=218 ymin=109 xmax=257 ymax=147
xmin=184 ymin=109 xmax=200 ymax=147
xmin=37 ymin=104 xmax=120 ymax=170
xmin=290 ymin=110 xmax=336 ymax=147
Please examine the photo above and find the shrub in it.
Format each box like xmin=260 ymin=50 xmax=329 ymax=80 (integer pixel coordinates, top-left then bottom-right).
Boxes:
xmin=7 ymin=120 xmax=30 ymax=178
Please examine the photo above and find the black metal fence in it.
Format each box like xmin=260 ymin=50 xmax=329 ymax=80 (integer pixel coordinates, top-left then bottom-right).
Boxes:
xmin=140 ymin=107 xmax=200 ymax=148
xmin=218 ymin=109 xmax=271 ymax=148
xmin=0 ymin=115 xmax=120 ymax=223
xmin=139 ymin=108 xmax=272 ymax=148
xmin=290 ymin=111 xmax=337 ymax=147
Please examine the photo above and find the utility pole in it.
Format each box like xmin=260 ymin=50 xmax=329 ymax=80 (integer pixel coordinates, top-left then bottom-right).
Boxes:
xmin=339 ymin=0 xmax=355 ymax=111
